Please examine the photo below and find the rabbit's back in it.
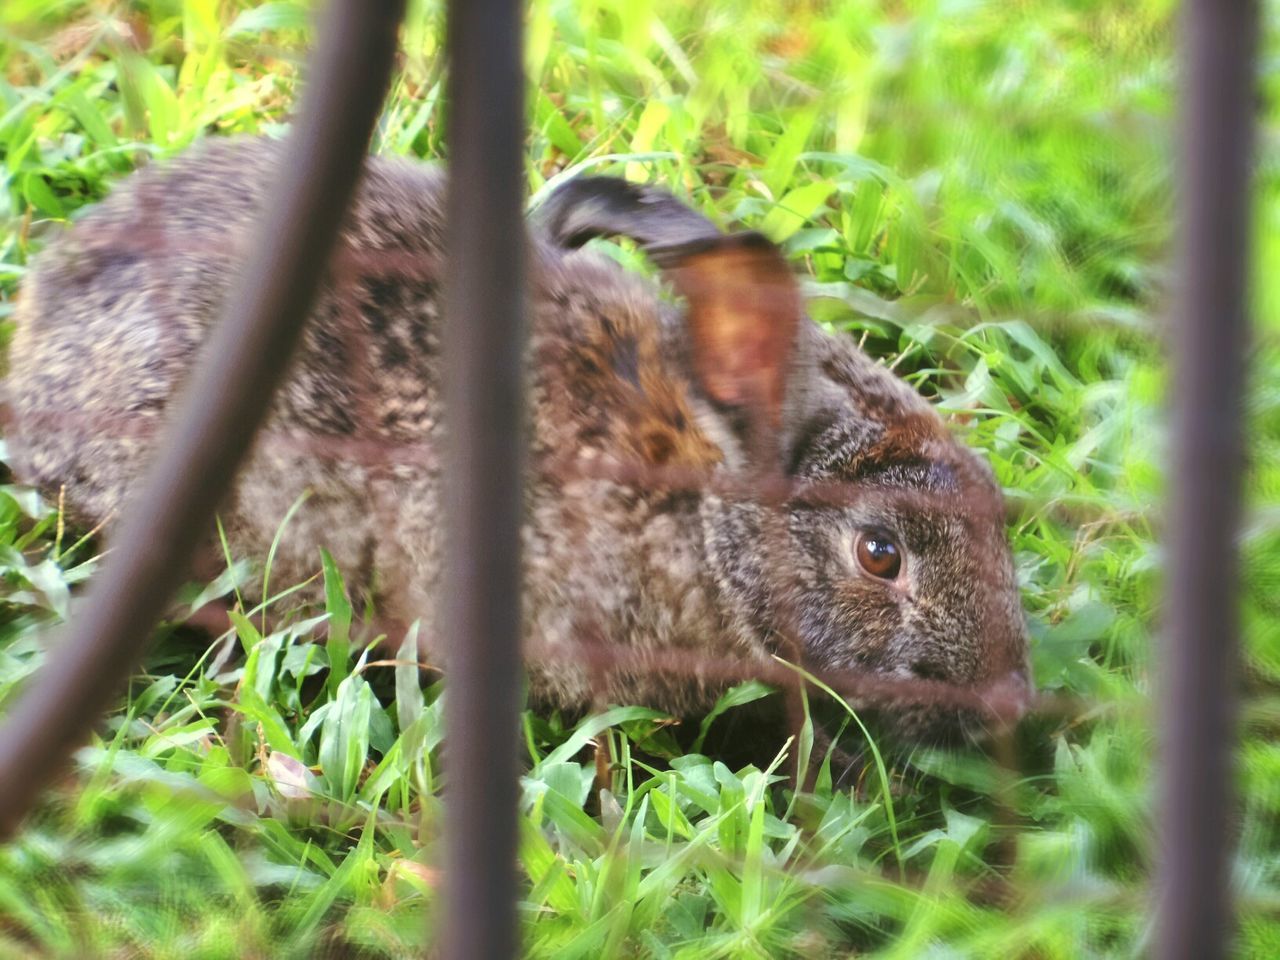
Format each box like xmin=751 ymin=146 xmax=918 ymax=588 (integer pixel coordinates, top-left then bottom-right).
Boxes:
xmin=9 ymin=140 xmax=444 ymax=604
xmin=6 ymin=138 xmax=742 ymax=710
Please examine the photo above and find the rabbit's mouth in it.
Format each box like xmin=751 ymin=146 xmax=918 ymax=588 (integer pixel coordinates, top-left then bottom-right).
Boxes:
xmin=833 ymin=667 xmax=1034 ymax=750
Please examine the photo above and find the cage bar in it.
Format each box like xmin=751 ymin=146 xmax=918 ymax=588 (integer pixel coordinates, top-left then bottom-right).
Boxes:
xmin=440 ymin=0 xmax=528 ymax=957
xmin=1157 ymin=1 xmax=1259 ymax=957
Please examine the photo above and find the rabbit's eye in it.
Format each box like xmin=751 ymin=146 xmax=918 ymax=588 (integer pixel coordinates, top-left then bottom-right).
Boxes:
xmin=855 ymin=532 xmax=902 ymax=580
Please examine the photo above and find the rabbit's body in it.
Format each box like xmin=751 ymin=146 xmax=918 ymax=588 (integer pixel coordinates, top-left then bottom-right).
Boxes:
xmin=7 ymin=137 xmax=1030 ymax=736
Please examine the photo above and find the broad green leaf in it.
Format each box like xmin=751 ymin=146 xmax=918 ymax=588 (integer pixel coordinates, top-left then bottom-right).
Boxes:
xmin=759 ymin=180 xmax=837 ymax=243
xmin=321 ymin=548 xmax=352 ymax=698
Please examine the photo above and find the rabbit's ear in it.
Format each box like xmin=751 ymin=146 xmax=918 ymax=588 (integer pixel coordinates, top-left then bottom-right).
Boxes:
xmin=538 ymin=177 xmax=803 ymax=467
xmin=537 ymin=177 xmax=722 ymax=251
xmin=660 ymin=231 xmax=802 ymax=463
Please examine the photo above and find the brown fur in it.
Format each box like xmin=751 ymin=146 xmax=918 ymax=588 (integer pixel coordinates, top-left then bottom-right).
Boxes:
xmin=4 ymin=137 xmax=1030 ymax=738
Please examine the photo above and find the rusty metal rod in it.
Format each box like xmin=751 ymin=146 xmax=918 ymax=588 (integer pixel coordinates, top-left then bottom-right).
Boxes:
xmin=1156 ymin=1 xmax=1258 ymax=957
xmin=439 ymin=0 xmax=527 ymax=956
xmin=0 ymin=0 xmax=406 ymax=837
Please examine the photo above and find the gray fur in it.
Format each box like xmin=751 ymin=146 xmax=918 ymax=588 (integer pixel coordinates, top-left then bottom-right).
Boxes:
xmin=5 ymin=137 xmax=1030 ymax=739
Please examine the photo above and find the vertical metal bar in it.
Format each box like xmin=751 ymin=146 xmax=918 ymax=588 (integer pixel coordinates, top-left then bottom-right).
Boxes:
xmin=1157 ymin=2 xmax=1258 ymax=957
xmin=441 ymin=0 xmax=526 ymax=957
xmin=0 ymin=0 xmax=406 ymax=838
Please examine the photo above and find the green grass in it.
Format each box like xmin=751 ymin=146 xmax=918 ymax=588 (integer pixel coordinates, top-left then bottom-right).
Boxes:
xmin=1 ymin=0 xmax=1278 ymax=956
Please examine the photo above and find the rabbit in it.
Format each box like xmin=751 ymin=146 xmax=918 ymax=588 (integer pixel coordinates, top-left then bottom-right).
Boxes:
xmin=5 ymin=136 xmax=1032 ymax=742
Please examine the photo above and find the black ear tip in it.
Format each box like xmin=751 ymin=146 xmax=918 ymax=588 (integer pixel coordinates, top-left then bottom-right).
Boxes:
xmin=536 ymin=174 xmax=722 ymax=251
xmin=537 ymin=177 xmax=660 ymax=247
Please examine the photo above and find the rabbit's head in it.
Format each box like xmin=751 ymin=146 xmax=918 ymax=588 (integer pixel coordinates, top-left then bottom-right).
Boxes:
xmin=540 ymin=178 xmax=1032 ymax=743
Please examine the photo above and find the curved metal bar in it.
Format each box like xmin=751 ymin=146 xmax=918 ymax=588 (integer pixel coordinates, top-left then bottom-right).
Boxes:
xmin=0 ymin=0 xmax=407 ymax=837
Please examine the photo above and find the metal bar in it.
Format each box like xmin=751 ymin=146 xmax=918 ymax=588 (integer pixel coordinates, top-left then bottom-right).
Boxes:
xmin=440 ymin=0 xmax=527 ymax=957
xmin=1157 ymin=1 xmax=1259 ymax=957
xmin=0 ymin=0 xmax=406 ymax=838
